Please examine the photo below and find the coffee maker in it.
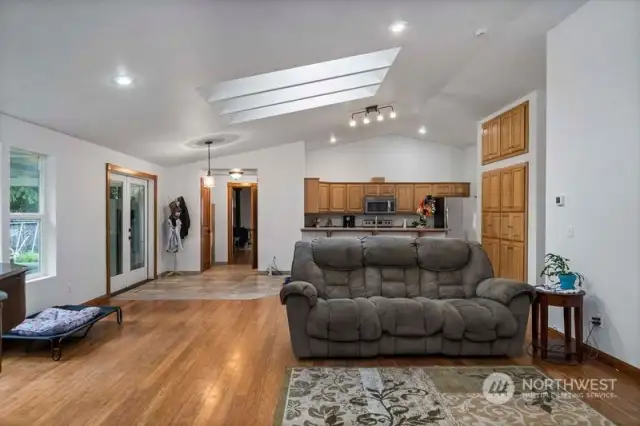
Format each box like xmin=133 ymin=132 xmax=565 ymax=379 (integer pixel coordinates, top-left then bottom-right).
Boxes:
xmin=343 ymin=215 xmax=356 ymax=228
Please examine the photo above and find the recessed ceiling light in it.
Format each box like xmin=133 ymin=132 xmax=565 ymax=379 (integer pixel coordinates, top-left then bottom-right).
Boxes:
xmin=114 ymin=74 xmax=133 ymax=86
xmin=474 ymin=27 xmax=488 ymax=37
xmin=330 ymin=134 xmax=337 ymax=143
xmin=418 ymin=126 xmax=427 ymax=135
xmin=389 ymin=21 xmax=408 ymax=34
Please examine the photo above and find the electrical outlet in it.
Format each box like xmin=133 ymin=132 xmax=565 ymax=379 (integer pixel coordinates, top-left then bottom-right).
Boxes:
xmin=591 ymin=315 xmax=602 ymax=327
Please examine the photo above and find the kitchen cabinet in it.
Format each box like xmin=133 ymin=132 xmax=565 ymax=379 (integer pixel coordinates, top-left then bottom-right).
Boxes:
xmin=482 ymin=101 xmax=528 ymax=164
xmin=482 ymin=212 xmax=501 ymax=239
xmin=482 ymin=162 xmax=528 ymax=282
xmin=499 ymin=240 xmax=525 ymax=281
xmin=433 ymin=184 xmax=453 ymax=197
xmin=500 ymin=212 xmax=525 ymax=242
xmin=346 ymin=184 xmax=364 ymax=213
xmin=413 ymin=184 xmax=433 ymax=207
xmin=452 ymin=183 xmax=470 ymax=197
xmin=482 ymin=171 xmax=501 ymax=211
xmin=364 ymin=184 xmax=379 ymax=196
xmin=318 ymin=183 xmax=330 ymax=213
xmin=378 ymin=184 xmax=395 ymax=196
xmin=501 ymin=164 xmax=527 ymax=212
xmin=395 ymin=184 xmax=414 ymax=213
xmin=329 ymin=184 xmax=346 ymax=212
xmin=304 ymin=178 xmax=319 ymax=214
xmin=482 ymin=238 xmax=500 ymax=275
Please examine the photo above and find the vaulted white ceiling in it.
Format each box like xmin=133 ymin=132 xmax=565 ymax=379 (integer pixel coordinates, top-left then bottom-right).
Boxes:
xmin=0 ymin=0 xmax=584 ymax=166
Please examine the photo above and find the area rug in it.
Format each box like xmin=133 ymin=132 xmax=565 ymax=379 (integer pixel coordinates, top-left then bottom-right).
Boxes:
xmin=274 ymin=366 xmax=614 ymax=426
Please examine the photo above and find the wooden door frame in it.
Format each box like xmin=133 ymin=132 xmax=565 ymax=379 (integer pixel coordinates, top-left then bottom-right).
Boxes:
xmin=200 ymin=177 xmax=213 ymax=272
xmin=227 ymin=182 xmax=258 ymax=268
xmin=105 ymin=164 xmax=158 ymax=296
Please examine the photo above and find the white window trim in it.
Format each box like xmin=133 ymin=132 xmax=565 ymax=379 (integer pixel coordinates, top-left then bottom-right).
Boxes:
xmin=9 ymin=150 xmax=46 ymax=281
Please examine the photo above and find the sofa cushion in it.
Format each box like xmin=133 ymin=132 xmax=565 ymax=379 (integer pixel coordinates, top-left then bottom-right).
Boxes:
xmin=365 ymin=267 xmax=420 ymax=298
xmin=311 ymin=238 xmax=363 ymax=270
xmin=446 ymin=299 xmax=518 ymax=342
xmin=417 ymin=237 xmax=470 ymax=271
xmin=369 ymin=297 xmax=445 ymax=337
xmin=306 ymin=298 xmax=381 ymax=342
xmin=362 ymin=236 xmax=417 ymax=267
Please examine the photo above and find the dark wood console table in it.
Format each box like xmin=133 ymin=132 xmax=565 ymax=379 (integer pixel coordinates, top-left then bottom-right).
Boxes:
xmin=532 ymin=289 xmax=585 ymax=364
xmin=0 ymin=264 xmax=28 ymax=333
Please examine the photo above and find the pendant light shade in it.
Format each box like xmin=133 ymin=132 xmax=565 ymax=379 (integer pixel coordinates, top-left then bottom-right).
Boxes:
xmin=229 ymin=169 xmax=244 ymax=180
xmin=202 ymin=174 xmax=215 ymax=188
xmin=203 ymin=141 xmax=215 ymax=188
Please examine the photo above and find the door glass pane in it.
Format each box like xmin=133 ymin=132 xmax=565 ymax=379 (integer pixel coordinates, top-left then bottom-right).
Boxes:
xmin=130 ymin=183 xmax=146 ymax=270
xmin=109 ymin=180 xmax=123 ymax=277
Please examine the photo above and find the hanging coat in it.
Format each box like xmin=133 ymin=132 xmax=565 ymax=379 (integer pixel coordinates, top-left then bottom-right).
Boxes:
xmin=177 ymin=196 xmax=190 ymax=239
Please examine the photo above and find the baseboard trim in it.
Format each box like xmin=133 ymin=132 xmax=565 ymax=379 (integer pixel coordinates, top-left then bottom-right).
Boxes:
xmin=548 ymin=328 xmax=640 ymax=382
xmin=109 ymin=279 xmax=153 ymax=297
xmin=158 ymin=271 xmax=201 ymax=277
xmin=257 ymin=271 xmax=291 ymax=276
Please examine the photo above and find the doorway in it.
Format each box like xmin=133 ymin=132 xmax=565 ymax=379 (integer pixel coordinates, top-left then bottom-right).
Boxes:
xmin=106 ymin=164 xmax=157 ymax=295
xmin=200 ymin=177 xmax=214 ymax=272
xmin=227 ymin=182 xmax=257 ymax=268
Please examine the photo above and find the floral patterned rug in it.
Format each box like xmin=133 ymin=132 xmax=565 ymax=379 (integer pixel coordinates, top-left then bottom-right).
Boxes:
xmin=274 ymin=366 xmax=614 ymax=426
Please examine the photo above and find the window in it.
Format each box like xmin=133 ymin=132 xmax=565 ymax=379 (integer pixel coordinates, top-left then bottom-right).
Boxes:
xmin=10 ymin=149 xmax=45 ymax=278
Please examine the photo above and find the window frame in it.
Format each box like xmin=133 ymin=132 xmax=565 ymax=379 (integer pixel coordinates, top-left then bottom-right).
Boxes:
xmin=9 ymin=149 xmax=46 ymax=280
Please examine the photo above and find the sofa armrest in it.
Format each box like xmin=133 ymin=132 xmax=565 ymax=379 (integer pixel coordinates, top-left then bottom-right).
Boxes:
xmin=280 ymin=281 xmax=318 ymax=306
xmin=476 ymin=278 xmax=536 ymax=305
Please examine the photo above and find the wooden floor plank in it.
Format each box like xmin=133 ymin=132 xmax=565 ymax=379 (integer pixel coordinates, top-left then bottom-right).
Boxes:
xmin=0 ymin=267 xmax=638 ymax=425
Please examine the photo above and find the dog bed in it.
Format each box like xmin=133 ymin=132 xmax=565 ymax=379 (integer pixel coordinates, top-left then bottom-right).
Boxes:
xmin=2 ymin=305 xmax=122 ymax=360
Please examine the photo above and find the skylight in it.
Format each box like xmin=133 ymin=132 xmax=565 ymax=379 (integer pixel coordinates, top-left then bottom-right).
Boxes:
xmin=199 ymin=48 xmax=400 ymax=124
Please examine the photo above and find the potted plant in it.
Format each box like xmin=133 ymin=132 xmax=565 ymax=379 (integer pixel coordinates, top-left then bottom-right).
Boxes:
xmin=412 ymin=195 xmax=436 ymax=228
xmin=540 ymin=253 xmax=585 ymax=290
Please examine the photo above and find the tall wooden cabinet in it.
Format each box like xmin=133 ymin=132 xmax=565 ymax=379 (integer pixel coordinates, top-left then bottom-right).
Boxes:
xmin=482 ymin=101 xmax=528 ymax=164
xmin=482 ymin=162 xmax=528 ymax=281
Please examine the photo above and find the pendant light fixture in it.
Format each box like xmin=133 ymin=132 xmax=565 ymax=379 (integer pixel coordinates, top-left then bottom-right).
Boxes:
xmin=202 ymin=141 xmax=215 ymax=188
xmin=349 ymin=104 xmax=396 ymax=127
xmin=229 ymin=168 xmax=244 ymax=180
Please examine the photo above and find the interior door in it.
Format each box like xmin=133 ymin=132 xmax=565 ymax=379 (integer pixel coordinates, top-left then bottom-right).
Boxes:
xmin=109 ymin=174 xmax=149 ymax=292
xmin=200 ymin=178 xmax=212 ymax=272
xmin=250 ymin=185 xmax=258 ymax=269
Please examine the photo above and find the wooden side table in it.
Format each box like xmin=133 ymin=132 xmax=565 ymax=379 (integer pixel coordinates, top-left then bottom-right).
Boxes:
xmin=532 ymin=289 xmax=585 ymax=363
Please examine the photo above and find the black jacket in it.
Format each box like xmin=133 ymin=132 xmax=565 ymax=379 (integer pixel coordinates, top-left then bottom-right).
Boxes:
xmin=177 ymin=196 xmax=190 ymax=239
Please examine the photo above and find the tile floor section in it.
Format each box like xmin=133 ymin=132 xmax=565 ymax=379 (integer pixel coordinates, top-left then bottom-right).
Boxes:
xmin=112 ymin=264 xmax=284 ymax=300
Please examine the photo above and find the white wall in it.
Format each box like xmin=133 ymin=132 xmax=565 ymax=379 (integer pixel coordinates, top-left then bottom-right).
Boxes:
xmin=0 ymin=114 xmax=166 ymax=314
xmin=546 ymin=0 xmax=640 ymax=367
xmin=164 ymin=141 xmax=305 ymax=272
xmin=462 ymin=145 xmax=478 ymax=241
xmin=476 ymin=91 xmax=546 ymax=287
xmin=306 ymin=136 xmax=466 ymax=182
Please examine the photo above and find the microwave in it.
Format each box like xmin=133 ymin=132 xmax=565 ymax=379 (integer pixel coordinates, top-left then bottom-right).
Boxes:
xmin=364 ymin=196 xmax=396 ymax=215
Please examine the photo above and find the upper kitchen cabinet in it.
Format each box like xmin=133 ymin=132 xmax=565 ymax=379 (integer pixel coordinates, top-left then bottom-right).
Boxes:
xmin=378 ymin=184 xmax=395 ymax=196
xmin=329 ymin=183 xmax=347 ymax=212
xmin=452 ymin=183 xmax=470 ymax=197
xmin=395 ymin=184 xmax=414 ymax=213
xmin=304 ymin=178 xmax=320 ymax=214
xmin=364 ymin=184 xmax=379 ymax=196
xmin=413 ymin=184 xmax=433 ymax=207
xmin=318 ymin=182 xmax=330 ymax=213
xmin=482 ymin=101 xmax=528 ymax=164
xmin=346 ymin=184 xmax=364 ymax=213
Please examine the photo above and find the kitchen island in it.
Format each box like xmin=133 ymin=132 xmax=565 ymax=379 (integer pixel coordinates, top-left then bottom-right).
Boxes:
xmin=300 ymin=227 xmax=449 ymax=240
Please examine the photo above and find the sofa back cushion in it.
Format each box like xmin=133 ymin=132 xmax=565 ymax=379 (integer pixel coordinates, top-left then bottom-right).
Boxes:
xmin=291 ymin=237 xmax=493 ymax=300
xmin=291 ymin=240 xmax=365 ymax=299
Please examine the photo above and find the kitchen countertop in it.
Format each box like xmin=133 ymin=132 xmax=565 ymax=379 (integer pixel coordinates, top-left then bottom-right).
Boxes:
xmin=301 ymin=227 xmax=449 ymax=232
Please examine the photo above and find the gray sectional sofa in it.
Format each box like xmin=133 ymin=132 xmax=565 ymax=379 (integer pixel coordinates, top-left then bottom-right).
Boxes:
xmin=280 ymin=237 xmax=535 ymax=358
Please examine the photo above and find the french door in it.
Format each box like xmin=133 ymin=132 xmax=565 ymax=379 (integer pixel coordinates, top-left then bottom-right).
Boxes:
xmin=109 ymin=174 xmax=149 ymax=292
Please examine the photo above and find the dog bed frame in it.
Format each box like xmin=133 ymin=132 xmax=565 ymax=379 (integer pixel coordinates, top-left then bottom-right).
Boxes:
xmin=2 ymin=305 xmax=122 ymax=361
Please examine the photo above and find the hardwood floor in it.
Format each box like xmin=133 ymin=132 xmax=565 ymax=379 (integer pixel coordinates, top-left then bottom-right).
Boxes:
xmin=0 ymin=271 xmax=638 ymax=425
